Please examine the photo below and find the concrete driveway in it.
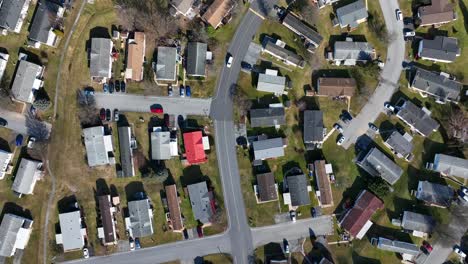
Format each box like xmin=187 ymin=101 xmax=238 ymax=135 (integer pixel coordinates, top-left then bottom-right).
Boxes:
xmin=0 ymin=108 xmax=52 ymax=138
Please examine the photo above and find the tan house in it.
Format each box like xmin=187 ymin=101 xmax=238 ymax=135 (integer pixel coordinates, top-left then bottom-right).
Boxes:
xmin=125 ymin=32 xmax=145 ymax=81
xmin=165 ymin=184 xmax=184 ymax=232
xmin=418 ymin=0 xmax=456 ymax=27
xmin=202 ymin=0 xmax=235 ymax=29
xmin=316 ymin=77 xmax=356 ymax=97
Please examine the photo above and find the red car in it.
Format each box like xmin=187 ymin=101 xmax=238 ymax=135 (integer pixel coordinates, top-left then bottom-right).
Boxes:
xmin=423 ymin=241 xmax=433 ymax=254
xmin=99 ymin=108 xmax=106 ymax=121
xmin=150 ymin=104 xmax=163 ymax=114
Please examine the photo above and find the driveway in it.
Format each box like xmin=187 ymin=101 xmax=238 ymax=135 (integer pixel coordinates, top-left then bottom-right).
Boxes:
xmin=0 ymin=108 xmax=52 ymax=138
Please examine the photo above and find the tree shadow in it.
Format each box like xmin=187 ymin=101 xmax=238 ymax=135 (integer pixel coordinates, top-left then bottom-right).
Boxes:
xmin=0 ymin=202 xmax=33 ymax=221
xmin=459 ymin=0 xmax=468 ymax=34
xmin=124 ymin=181 xmax=146 ymax=202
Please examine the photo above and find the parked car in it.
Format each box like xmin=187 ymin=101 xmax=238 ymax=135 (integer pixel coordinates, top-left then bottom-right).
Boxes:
xmin=115 ymin=80 xmax=121 ymax=92
xmin=454 ymin=245 xmax=467 ymax=258
xmin=106 ymin=109 xmax=111 ymax=121
xmin=120 ymin=80 xmax=126 ymax=93
xmin=27 ymin=137 xmax=36 ymax=149
xmin=83 ymin=248 xmax=89 ymax=259
xmin=108 ymin=80 xmax=114 ymax=94
xmin=241 ymin=61 xmax=252 ymax=71
xmin=423 ymin=241 xmax=433 ymax=254
xmin=114 ymin=109 xmax=119 ymax=122
xmin=150 ymin=104 xmax=163 ymax=114
xmin=311 ymin=207 xmax=317 ymax=218
xmin=100 ymin=108 xmax=106 ymax=121
xmin=396 ymin=9 xmax=402 ymax=20
xmin=337 ymin=135 xmax=345 ymax=146
xmin=129 ymin=237 xmax=135 ymax=251
xmin=103 ymin=83 xmax=109 ymax=93
xmin=369 ymin=123 xmax=379 ymax=133
xmin=289 ymin=211 xmax=296 ymax=222
xmin=333 ymin=123 xmax=343 ymax=133
xmin=135 ymin=238 xmax=141 ymax=249
xmin=168 ymin=85 xmax=173 ymax=96
xmin=404 ymin=30 xmax=416 ymax=37
xmin=384 ymin=102 xmax=395 ymax=112
xmin=226 ymin=54 xmax=233 ymax=68
xmin=164 ymin=114 xmax=170 ymax=128
xmin=180 ymin=85 xmax=185 ymax=97
xmin=459 ymin=186 xmax=468 ymax=202
xmin=185 ymin=86 xmax=191 ymax=97
xmin=284 ymin=239 xmax=289 ymax=254
xmin=0 ymin=118 xmax=7 ymax=127
xmin=15 ymin=134 xmax=23 ymax=146
xmin=197 ymin=226 xmax=204 ymax=238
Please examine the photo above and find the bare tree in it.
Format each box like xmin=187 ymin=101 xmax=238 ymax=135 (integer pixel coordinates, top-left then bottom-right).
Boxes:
xmin=76 ymin=90 xmax=98 ymax=126
xmin=447 ymin=108 xmax=467 ymax=143
xmin=231 ymin=84 xmax=252 ymax=116
xmin=25 ymin=113 xmax=50 ymax=141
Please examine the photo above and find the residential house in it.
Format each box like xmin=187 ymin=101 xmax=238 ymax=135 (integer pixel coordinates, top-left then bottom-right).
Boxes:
xmin=187 ymin=181 xmax=215 ymax=225
xmin=336 ymin=0 xmax=368 ymax=29
xmin=155 ymin=46 xmax=177 ymax=82
xmin=384 ymin=131 xmax=414 ymax=161
xmin=0 ymin=214 xmax=33 ymax=257
xmin=12 ymin=158 xmax=43 ymax=197
xmin=11 ymin=59 xmax=43 ymax=103
xmin=165 ymin=184 xmax=184 ymax=232
xmin=283 ymin=174 xmax=311 ymax=207
xmin=83 ymin=126 xmax=114 ymax=167
xmin=314 ymin=160 xmax=334 ymax=208
xmin=428 ymin=154 xmax=468 ymax=179
xmin=401 ymin=211 xmax=435 ymax=238
xmin=170 ymin=0 xmax=196 ymax=18
xmin=118 ymin=126 xmax=135 ymax=177
xmin=416 ymin=181 xmax=454 ymax=208
xmin=249 ymin=107 xmax=286 ymax=128
xmin=257 ymin=69 xmax=286 ymax=95
xmin=125 ymin=198 xmax=154 ymax=238
xmin=186 ymin=42 xmax=207 ymax=77
xmin=417 ymin=0 xmax=456 ymax=27
xmin=356 ymin=147 xmax=403 ymax=185
xmin=252 ymin=137 xmax=285 ymax=161
xmin=183 ymin=131 xmax=207 ymax=165
xmin=410 ymin=67 xmax=462 ymax=103
xmin=339 ymin=190 xmax=383 ymax=239
xmin=0 ymin=52 xmax=9 ymax=82
xmin=254 ymin=172 xmax=278 ymax=203
xmin=0 ymin=150 xmax=13 ymax=180
xmin=28 ymin=0 xmax=64 ymax=48
xmin=97 ymin=195 xmax=117 ymax=245
xmin=332 ymin=38 xmax=375 ymax=65
xmin=316 ymin=77 xmax=356 ymax=97
xmin=303 ymin=110 xmax=326 ymax=149
xmin=374 ymin=237 xmax=420 ymax=261
xmin=0 ymin=0 xmax=30 ymax=34
xmin=151 ymin=130 xmax=171 ymax=160
xmin=56 ymin=210 xmax=87 ymax=252
xmin=125 ymin=32 xmax=146 ymax=81
xmin=418 ymin=36 xmax=460 ymax=63
xmin=395 ymin=99 xmax=440 ymax=137
xmin=262 ymin=38 xmax=305 ymax=68
xmin=281 ymin=12 xmax=323 ymax=48
xmin=202 ymin=0 xmax=235 ymax=29
xmin=89 ymin=38 xmax=113 ymax=82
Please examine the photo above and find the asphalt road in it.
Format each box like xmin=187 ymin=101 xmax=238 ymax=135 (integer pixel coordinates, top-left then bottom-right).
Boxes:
xmin=340 ymin=0 xmax=405 ymax=149
xmin=94 ymin=93 xmax=212 ymax=116
xmin=0 ymin=108 xmax=51 ymax=138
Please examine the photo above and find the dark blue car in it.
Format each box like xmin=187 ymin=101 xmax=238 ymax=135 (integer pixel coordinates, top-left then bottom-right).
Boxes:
xmin=185 ymin=86 xmax=191 ymax=97
xmin=16 ymin=134 xmax=23 ymax=146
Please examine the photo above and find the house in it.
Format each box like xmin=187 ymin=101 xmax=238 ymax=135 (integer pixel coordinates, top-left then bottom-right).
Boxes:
xmin=375 ymin=237 xmax=420 ymax=261
xmin=303 ymin=110 xmax=326 ymax=149
xmin=249 ymin=107 xmax=286 ymax=128
xmin=0 ymin=214 xmax=33 ymax=257
xmin=0 ymin=52 xmax=9 ymax=82
xmin=417 ymin=0 xmax=456 ymax=27
xmin=410 ymin=68 xmax=462 ymax=103
xmin=151 ymin=130 xmax=171 ymax=160
xmin=83 ymin=126 xmax=114 ymax=167
xmin=314 ymin=0 xmax=340 ymax=8
xmin=252 ymin=137 xmax=285 ymax=161
xmin=0 ymin=150 xmax=13 ymax=180
xmin=28 ymin=0 xmax=64 ymax=48
xmin=257 ymin=69 xmax=286 ymax=95
xmin=418 ymin=36 xmax=460 ymax=63
xmin=395 ymin=99 xmax=439 ymax=137
xmin=384 ymin=131 xmax=414 ymax=161
xmin=125 ymin=32 xmax=146 ymax=81
xmin=281 ymin=12 xmax=323 ymax=48
xmin=170 ymin=0 xmax=196 ymax=18
xmin=165 ymin=184 xmax=184 ymax=232
xmin=316 ymin=77 xmax=356 ymax=97
xmin=118 ymin=126 xmax=135 ymax=177
xmin=155 ymin=46 xmax=177 ymax=82
xmin=97 ymin=195 xmax=117 ymax=245
xmin=356 ymin=147 xmax=403 ymax=185
xmin=0 ymin=0 xmax=30 ymax=34
xmin=283 ymin=174 xmax=311 ymax=207
xmin=186 ymin=42 xmax=207 ymax=77
xmin=187 ymin=181 xmax=215 ymax=225
xmin=89 ymin=38 xmax=113 ymax=82
xmin=339 ymin=190 xmax=383 ymax=239
xmin=125 ymin=198 xmax=154 ymax=238
xmin=401 ymin=211 xmax=435 ymax=238
xmin=336 ymin=0 xmax=368 ymax=29
xmin=254 ymin=172 xmax=278 ymax=203
xmin=56 ymin=210 xmax=87 ymax=252
xmin=314 ymin=160 xmax=334 ymax=208
xmin=201 ymin=0 xmax=235 ymax=29
xmin=332 ymin=38 xmax=374 ymax=65
xmin=262 ymin=39 xmax=305 ymax=68
xmin=416 ymin=181 xmax=454 ymax=208
xmin=429 ymin=154 xmax=468 ymax=179
xmin=183 ymin=131 xmax=207 ymax=165
xmin=11 ymin=59 xmax=43 ymax=103
xmin=12 ymin=158 xmax=43 ymax=197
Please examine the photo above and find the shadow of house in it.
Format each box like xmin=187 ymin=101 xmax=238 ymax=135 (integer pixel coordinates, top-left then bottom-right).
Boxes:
xmin=364 ymin=223 xmax=413 ymax=245
xmin=180 ymin=165 xmax=210 ymax=187
xmin=95 ymin=178 xmax=111 ymax=196
xmin=262 ymin=242 xmax=286 ymax=264
xmin=57 ymin=195 xmax=78 ymax=214
xmin=124 ymin=181 xmax=146 ymax=202
xmin=333 ymin=175 xmax=367 ymax=215
xmin=0 ymin=137 xmax=11 ymax=152
xmin=351 ymin=252 xmax=381 ymax=264
xmin=18 ymin=48 xmax=42 ymax=65
xmin=281 ymin=161 xmax=301 ymax=178
xmin=90 ymin=26 xmax=111 ymax=39
xmin=0 ymin=202 xmax=33 ymax=222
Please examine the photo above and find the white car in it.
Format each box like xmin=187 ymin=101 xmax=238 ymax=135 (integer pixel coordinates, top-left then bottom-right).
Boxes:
xmin=289 ymin=211 xmax=296 ymax=222
xmin=454 ymin=246 xmax=467 ymax=258
xmin=226 ymin=55 xmax=233 ymax=68
xmin=83 ymin=248 xmax=89 ymax=259
xmin=384 ymin=102 xmax=395 ymax=112
xmin=337 ymin=135 xmax=345 ymax=146
xmin=333 ymin=123 xmax=344 ymax=133
xmin=396 ymin=9 xmax=403 ymax=21
xmin=129 ymin=238 xmax=135 ymax=251
xmin=404 ymin=31 xmax=416 ymax=37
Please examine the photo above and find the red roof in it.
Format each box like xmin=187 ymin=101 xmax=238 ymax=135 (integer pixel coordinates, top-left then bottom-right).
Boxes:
xmin=340 ymin=190 xmax=383 ymax=238
xmin=183 ymin=131 xmax=207 ymax=164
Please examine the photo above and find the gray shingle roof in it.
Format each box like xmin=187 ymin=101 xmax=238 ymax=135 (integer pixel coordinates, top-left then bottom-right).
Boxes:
xmin=396 ymin=100 xmax=440 ymax=136
xmin=334 ymin=40 xmax=374 ymax=61
xmin=416 ymin=181 xmax=454 ymax=207
xmin=0 ymin=214 xmax=33 ymax=257
xmin=419 ymin=36 xmax=460 ymax=62
xmin=0 ymin=0 xmax=27 ymax=31
xmin=287 ymin=174 xmax=310 ymax=206
xmin=336 ymin=0 xmax=368 ymax=28
xmin=303 ymin=110 xmax=324 ymax=143
xmin=118 ymin=126 xmax=134 ymax=177
xmin=90 ymin=38 xmax=112 ymax=78
xmin=377 ymin=237 xmax=420 ymax=255
xmin=257 ymin=73 xmax=286 ymax=94
xmin=58 ymin=210 xmax=84 ymax=251
xmin=385 ymin=131 xmax=414 ymax=158
xmin=263 ymin=40 xmax=305 ymax=67
xmin=151 ymin=131 xmax=171 ymax=160
xmin=433 ymin=154 xmax=468 ymax=179
xmin=253 ymin=138 xmax=285 ymax=160
xmin=83 ymin=126 xmax=110 ymax=167
xmin=29 ymin=0 xmax=61 ymax=44
xmin=411 ymin=67 xmax=462 ymax=102
xmin=401 ymin=211 xmax=435 ymax=234
xmin=186 ymin=42 xmax=207 ymax=76
xmin=127 ymin=199 xmax=153 ymax=238
xmin=188 ymin=181 xmax=214 ymax=224
xmin=11 ymin=60 xmax=42 ymax=103
xmin=171 ymin=0 xmax=194 ymax=14
xmin=282 ymin=13 xmax=323 ymax=47
xmin=250 ymin=107 xmax=286 ymax=128
xmin=156 ymin=46 xmax=177 ymax=81
xmin=12 ymin=158 xmax=42 ymax=195
xmin=357 ymin=147 xmax=403 ymax=185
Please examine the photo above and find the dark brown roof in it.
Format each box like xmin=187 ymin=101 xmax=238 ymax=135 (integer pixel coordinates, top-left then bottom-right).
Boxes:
xmin=314 ymin=160 xmax=333 ymax=207
xmin=256 ymin=172 xmax=277 ymax=202
xmin=165 ymin=184 xmax=184 ymax=231
xmin=98 ymin=195 xmax=116 ymax=244
xmin=418 ymin=0 xmax=454 ymax=25
xmin=317 ymin=77 xmax=356 ymax=96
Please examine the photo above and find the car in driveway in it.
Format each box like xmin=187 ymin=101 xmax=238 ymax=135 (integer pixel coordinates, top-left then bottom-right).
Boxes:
xmin=129 ymin=237 xmax=135 ymax=251
xmin=197 ymin=226 xmax=204 ymax=238
xmin=337 ymin=135 xmax=345 ymax=146
xmin=0 ymin=118 xmax=7 ymax=127
xmin=454 ymin=245 xmax=467 ymax=258
xmin=289 ymin=210 xmax=296 ymax=222
xmin=333 ymin=123 xmax=343 ymax=133
xmin=135 ymin=238 xmax=141 ymax=249
xmin=241 ymin=61 xmax=252 ymax=71
xmin=16 ymin=134 xmax=23 ymax=146
xmin=108 ymin=80 xmax=114 ymax=94
xmin=105 ymin=109 xmax=111 ymax=121
xmin=283 ymin=239 xmax=289 ymax=254
xmin=422 ymin=241 xmax=433 ymax=254
xmin=226 ymin=54 xmax=233 ymax=68
xmin=384 ymin=102 xmax=395 ymax=112
xmin=150 ymin=104 xmax=163 ymax=114
xmin=368 ymin=123 xmax=379 ymax=133
xmin=180 ymin=85 xmax=185 ymax=97
xmin=114 ymin=109 xmax=119 ymax=122
xmin=168 ymin=85 xmax=173 ymax=96
xmin=100 ymin=108 xmax=106 ymax=121
xmin=120 ymin=80 xmax=126 ymax=93
xmin=340 ymin=111 xmax=353 ymax=124
xmin=115 ymin=80 xmax=121 ymax=92
xmin=396 ymin=9 xmax=402 ymax=20
xmin=185 ymin=86 xmax=191 ymax=97
xmin=83 ymin=248 xmax=89 ymax=259
xmin=103 ymin=83 xmax=109 ymax=93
